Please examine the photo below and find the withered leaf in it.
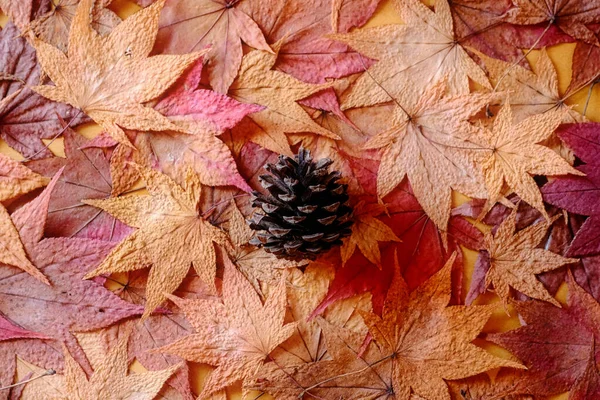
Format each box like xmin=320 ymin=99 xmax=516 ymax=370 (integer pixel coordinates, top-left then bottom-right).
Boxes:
xmin=32 ymin=0 xmax=203 ymax=146
xmin=0 ymin=153 xmax=48 ymax=202
xmin=157 ymin=256 xmax=296 ymax=399
xmin=83 ymin=166 xmax=230 ymax=317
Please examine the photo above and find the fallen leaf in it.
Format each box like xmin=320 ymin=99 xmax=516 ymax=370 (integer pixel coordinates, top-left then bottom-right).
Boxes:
xmin=228 ymin=45 xmax=339 ymax=156
xmin=469 ymin=103 xmax=581 ymax=218
xmin=0 ymin=172 xmax=143 ymax=392
xmin=0 ymin=153 xmax=48 ymax=202
xmin=341 ymin=201 xmax=400 ymax=267
xmin=26 ymin=126 xmax=131 ymax=241
xmin=479 ymin=208 xmax=577 ymax=305
xmin=333 ymin=0 xmax=491 ymax=109
xmin=83 ymin=165 xmax=230 ymax=317
xmin=360 ymin=254 xmax=523 ymax=399
xmin=20 ymin=328 xmax=179 ymax=400
xmin=241 ymin=0 xmax=381 ymax=84
xmin=0 ymin=22 xmax=80 ymax=160
xmin=31 ymin=0 xmax=203 ymax=146
xmin=155 ymin=0 xmax=272 ymax=93
xmin=504 ymin=0 xmax=600 ymax=45
xmin=567 ymin=24 xmax=600 ymax=97
xmin=157 ymin=256 xmax=296 ymax=399
xmin=489 ymin=273 xmax=600 ymax=397
xmin=30 ymin=0 xmax=121 ymax=52
xmin=363 ymin=79 xmax=490 ymax=232
xmin=0 ymin=316 xmax=47 ymax=342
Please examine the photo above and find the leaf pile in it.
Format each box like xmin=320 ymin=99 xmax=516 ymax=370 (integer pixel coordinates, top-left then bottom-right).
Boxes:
xmin=0 ymin=0 xmax=599 ymax=399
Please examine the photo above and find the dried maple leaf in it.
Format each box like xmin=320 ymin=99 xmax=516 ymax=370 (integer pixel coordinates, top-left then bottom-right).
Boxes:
xmin=155 ymin=0 xmax=272 ymax=93
xmin=479 ymin=49 xmax=583 ymax=123
xmin=157 ymin=256 xmax=296 ymax=399
xmin=333 ymin=0 xmax=491 ymax=109
xmin=26 ymin=126 xmax=131 ymax=241
xmin=567 ymin=24 xmax=600 ymax=96
xmin=0 ymin=153 xmax=48 ymax=202
xmin=19 ymin=328 xmax=179 ymax=400
xmin=0 ymin=172 xmax=143 ymax=392
xmin=341 ymin=201 xmax=400 ymax=267
xmin=240 ymin=0 xmax=381 ymax=84
xmin=543 ymin=123 xmax=600 ymax=257
xmin=109 ymin=271 xmax=212 ymax=400
xmin=31 ymin=0 xmax=203 ymax=146
xmin=228 ymin=45 xmax=340 ymax=156
xmin=83 ymin=165 xmax=230 ymax=317
xmin=477 ymin=208 xmax=577 ymax=306
xmin=30 ymin=0 xmax=121 ymax=52
xmin=255 ymin=318 xmax=393 ymax=399
xmin=0 ymin=0 xmax=48 ymax=34
xmin=571 ymin=344 xmax=600 ymax=400
xmin=363 ymin=79 xmax=490 ymax=232
xmin=225 ymin=200 xmax=298 ymax=296
xmin=504 ymin=0 xmax=600 ymax=45
xmin=469 ymin=103 xmax=581 ymax=218
xmin=361 ymin=254 xmax=522 ymax=399
xmin=0 ymin=22 xmax=79 ymax=160
xmin=0 ymin=315 xmax=47 ymax=341
xmin=489 ymin=273 xmax=600 ymax=397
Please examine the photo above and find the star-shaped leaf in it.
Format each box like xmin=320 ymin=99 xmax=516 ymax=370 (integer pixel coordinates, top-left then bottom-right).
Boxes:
xmin=470 ymin=103 xmax=581 ymax=218
xmin=229 ymin=45 xmax=339 ymax=156
xmin=333 ymin=0 xmax=491 ymax=109
xmin=478 ymin=208 xmax=577 ymax=306
xmin=157 ymin=256 xmax=296 ymax=399
xmin=31 ymin=0 xmax=203 ymax=146
xmin=83 ymin=165 xmax=230 ymax=317
xmin=0 ymin=153 xmax=48 ymax=202
xmin=155 ymin=0 xmax=272 ymax=93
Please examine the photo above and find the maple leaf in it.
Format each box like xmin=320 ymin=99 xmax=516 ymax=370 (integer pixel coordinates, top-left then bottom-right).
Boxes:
xmin=0 ymin=22 xmax=79 ymax=160
xmin=255 ymin=318 xmax=393 ymax=399
xmin=228 ymin=45 xmax=340 ymax=156
xmin=341 ymin=201 xmax=401 ymax=267
xmin=31 ymin=0 xmax=203 ymax=146
xmin=363 ymin=79 xmax=490 ymax=232
xmin=476 ymin=208 xmax=577 ymax=306
xmin=83 ymin=165 xmax=230 ymax=317
xmin=155 ymin=0 xmax=272 ymax=93
xmin=0 ymin=315 xmax=47 ymax=341
xmin=469 ymin=103 xmax=581 ymax=219
xmin=504 ymin=0 xmax=600 ymax=45
xmin=18 ymin=328 xmax=179 ymax=400
xmin=567 ymin=24 xmax=600 ymax=97
xmin=157 ymin=256 xmax=296 ymax=399
xmin=333 ymin=0 xmax=491 ymax=109
xmin=0 ymin=0 xmax=48 ymax=34
xmin=109 ymin=271 xmax=212 ymax=400
xmin=0 ymin=153 xmax=48 ymax=202
xmin=0 ymin=172 xmax=143 ymax=392
xmin=361 ymin=254 xmax=522 ymax=399
xmin=225 ymin=200 xmax=298 ymax=296
xmin=26 ymin=126 xmax=131 ymax=241
xmin=489 ymin=273 xmax=600 ymax=397
xmin=543 ymin=123 xmax=600 ymax=257
xmin=30 ymin=0 xmax=121 ymax=52
xmin=479 ymin=49 xmax=584 ymax=124
xmin=571 ymin=343 xmax=600 ymax=400
xmin=240 ymin=0 xmax=381 ymax=84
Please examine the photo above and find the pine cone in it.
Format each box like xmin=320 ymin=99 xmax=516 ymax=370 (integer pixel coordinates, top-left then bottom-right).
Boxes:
xmin=248 ymin=148 xmax=353 ymax=261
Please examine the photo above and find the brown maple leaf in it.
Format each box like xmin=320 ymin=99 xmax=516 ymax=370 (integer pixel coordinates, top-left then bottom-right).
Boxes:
xmin=229 ymin=44 xmax=340 ymax=156
xmin=18 ymin=328 xmax=179 ymax=400
xmin=469 ymin=103 xmax=582 ymax=218
xmin=341 ymin=201 xmax=400 ymax=267
xmin=30 ymin=0 xmax=121 ymax=52
xmin=360 ymin=253 xmax=523 ymax=399
xmin=157 ymin=256 xmax=296 ymax=399
xmin=31 ymin=0 xmax=203 ymax=147
xmin=155 ymin=0 xmax=272 ymax=93
xmin=332 ymin=0 xmax=491 ymax=109
xmin=0 ymin=153 xmax=48 ymax=202
xmin=505 ymin=0 xmax=600 ymax=45
xmin=83 ymin=165 xmax=230 ymax=317
xmin=225 ymin=200 xmax=298 ymax=296
xmin=363 ymin=79 xmax=490 ymax=232
xmin=479 ymin=208 xmax=577 ymax=306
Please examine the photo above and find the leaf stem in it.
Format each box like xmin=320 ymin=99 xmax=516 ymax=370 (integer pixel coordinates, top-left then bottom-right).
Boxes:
xmin=0 ymin=369 xmax=56 ymax=391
